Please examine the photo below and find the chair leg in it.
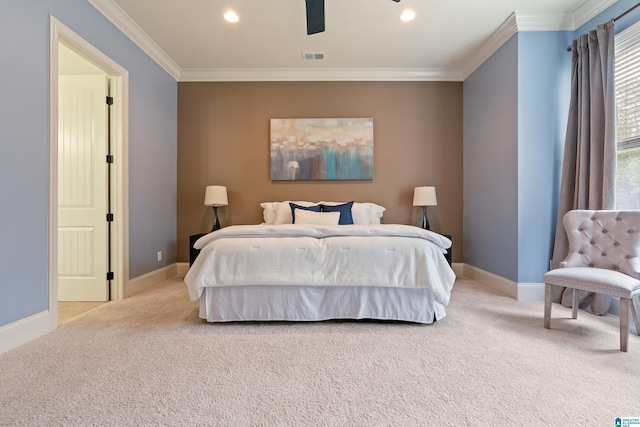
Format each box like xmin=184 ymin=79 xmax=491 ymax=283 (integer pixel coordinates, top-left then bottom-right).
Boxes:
xmin=620 ymin=298 xmax=630 ymax=352
xmin=544 ymin=283 xmax=552 ymax=329
xmin=631 ymin=297 xmax=640 ymax=337
xmin=571 ymin=288 xmax=579 ymax=319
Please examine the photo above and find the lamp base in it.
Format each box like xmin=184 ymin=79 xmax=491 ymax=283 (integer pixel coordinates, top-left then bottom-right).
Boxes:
xmin=211 ymin=206 xmax=221 ymax=232
xmin=421 ymin=206 xmax=430 ymax=230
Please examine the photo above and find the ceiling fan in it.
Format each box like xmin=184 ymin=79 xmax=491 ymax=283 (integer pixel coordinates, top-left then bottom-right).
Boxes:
xmin=305 ymin=0 xmax=401 ymax=35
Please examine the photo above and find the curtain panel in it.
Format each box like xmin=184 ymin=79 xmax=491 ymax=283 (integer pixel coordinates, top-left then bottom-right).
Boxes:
xmin=550 ymin=21 xmax=616 ymax=315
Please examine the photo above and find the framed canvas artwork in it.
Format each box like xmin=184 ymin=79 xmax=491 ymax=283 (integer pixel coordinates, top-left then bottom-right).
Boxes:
xmin=270 ymin=118 xmax=374 ymax=180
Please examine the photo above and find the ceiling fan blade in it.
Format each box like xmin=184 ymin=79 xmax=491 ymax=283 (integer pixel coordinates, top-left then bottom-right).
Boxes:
xmin=306 ymin=0 xmax=325 ymax=35
xmin=305 ymin=0 xmax=399 ymax=35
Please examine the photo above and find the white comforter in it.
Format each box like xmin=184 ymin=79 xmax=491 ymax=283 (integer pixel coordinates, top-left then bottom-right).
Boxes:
xmin=184 ymin=224 xmax=455 ymax=305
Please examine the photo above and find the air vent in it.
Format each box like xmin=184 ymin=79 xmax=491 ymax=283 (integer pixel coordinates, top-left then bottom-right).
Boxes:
xmin=302 ymin=52 xmax=325 ymax=61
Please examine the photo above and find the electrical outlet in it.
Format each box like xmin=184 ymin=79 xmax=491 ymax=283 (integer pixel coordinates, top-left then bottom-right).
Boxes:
xmin=157 ymin=251 xmax=162 ymax=262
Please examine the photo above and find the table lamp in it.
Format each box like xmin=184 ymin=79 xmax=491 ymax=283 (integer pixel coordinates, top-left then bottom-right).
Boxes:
xmin=413 ymin=186 xmax=437 ymax=230
xmin=204 ymin=185 xmax=228 ymax=232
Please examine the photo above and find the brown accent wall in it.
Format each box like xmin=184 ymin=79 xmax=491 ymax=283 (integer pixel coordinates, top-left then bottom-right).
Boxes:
xmin=177 ymin=81 xmax=463 ymax=262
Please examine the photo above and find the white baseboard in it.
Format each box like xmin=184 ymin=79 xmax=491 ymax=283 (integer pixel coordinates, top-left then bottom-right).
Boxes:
xmin=0 ymin=311 xmax=52 ymax=355
xmin=0 ymin=264 xmax=182 ymax=356
xmin=126 ymin=263 xmax=179 ymax=298
xmin=0 ymin=262 xmax=548 ymax=356
xmin=463 ymin=264 xmax=518 ymax=299
xmin=176 ymin=262 xmax=189 ymax=278
xmin=461 ymin=264 xmax=544 ymax=301
xmin=451 ymin=262 xmax=464 ymax=278
xmin=517 ymin=282 xmax=545 ymax=301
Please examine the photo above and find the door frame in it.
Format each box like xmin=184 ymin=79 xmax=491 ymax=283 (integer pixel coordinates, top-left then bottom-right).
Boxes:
xmin=49 ymin=16 xmax=129 ymax=328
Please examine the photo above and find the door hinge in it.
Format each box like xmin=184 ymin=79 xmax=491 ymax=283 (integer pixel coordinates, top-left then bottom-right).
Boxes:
xmin=106 ymin=96 xmax=114 ymax=105
xmin=107 ymin=271 xmax=114 ymax=281
xmin=106 ymin=155 xmax=114 ymax=163
xmin=106 ymin=213 xmax=114 ymax=222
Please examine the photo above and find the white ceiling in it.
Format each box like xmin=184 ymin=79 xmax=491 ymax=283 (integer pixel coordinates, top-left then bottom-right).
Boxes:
xmin=89 ymin=0 xmax=617 ymax=81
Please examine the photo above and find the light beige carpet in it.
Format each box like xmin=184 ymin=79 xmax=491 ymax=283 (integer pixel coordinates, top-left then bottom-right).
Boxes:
xmin=1 ymin=277 xmax=638 ymax=426
xmin=58 ymin=301 xmax=106 ymax=324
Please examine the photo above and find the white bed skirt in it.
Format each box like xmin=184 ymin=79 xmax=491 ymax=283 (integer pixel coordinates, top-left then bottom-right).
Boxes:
xmin=199 ymin=285 xmax=446 ymax=324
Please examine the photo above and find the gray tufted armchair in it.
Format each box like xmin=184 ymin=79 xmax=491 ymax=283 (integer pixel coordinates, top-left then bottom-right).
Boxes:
xmin=544 ymin=210 xmax=640 ymax=351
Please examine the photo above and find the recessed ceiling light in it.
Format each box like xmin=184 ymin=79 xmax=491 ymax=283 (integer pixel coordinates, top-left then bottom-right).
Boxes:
xmin=400 ymin=9 xmax=416 ymax=22
xmin=223 ymin=10 xmax=239 ymax=23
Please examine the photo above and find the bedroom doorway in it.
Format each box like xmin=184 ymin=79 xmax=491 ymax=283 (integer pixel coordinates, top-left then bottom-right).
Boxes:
xmin=57 ymin=69 xmax=110 ymax=302
xmin=50 ymin=17 xmax=129 ymax=327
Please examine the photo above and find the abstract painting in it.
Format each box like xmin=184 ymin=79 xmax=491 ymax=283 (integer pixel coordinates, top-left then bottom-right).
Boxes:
xmin=270 ymin=118 xmax=374 ymax=180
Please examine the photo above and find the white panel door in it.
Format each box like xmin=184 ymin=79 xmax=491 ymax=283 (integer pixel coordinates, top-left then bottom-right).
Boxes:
xmin=58 ymin=75 xmax=109 ymax=302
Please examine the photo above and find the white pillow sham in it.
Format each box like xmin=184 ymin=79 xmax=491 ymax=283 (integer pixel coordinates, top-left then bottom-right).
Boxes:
xmin=320 ymin=201 xmax=385 ymax=225
xmin=293 ymin=209 xmax=340 ymax=225
xmin=276 ymin=201 xmax=318 ymax=224
xmin=260 ymin=201 xmax=315 ymax=224
xmin=260 ymin=202 xmax=277 ymax=224
xmin=261 ymin=201 xmax=385 ymax=225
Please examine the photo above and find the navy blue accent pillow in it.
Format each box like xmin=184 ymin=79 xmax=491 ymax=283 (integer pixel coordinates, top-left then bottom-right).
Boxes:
xmin=321 ymin=201 xmax=354 ymax=225
xmin=289 ymin=203 xmax=321 ymax=223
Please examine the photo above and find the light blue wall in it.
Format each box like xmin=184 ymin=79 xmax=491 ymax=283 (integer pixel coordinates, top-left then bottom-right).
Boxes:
xmin=128 ymin=67 xmax=178 ymax=278
xmin=463 ymin=30 xmax=573 ymax=285
xmin=463 ymin=36 xmax=519 ymax=281
xmin=0 ymin=5 xmax=50 ymax=325
xmin=463 ymin=0 xmax=640 ymax=286
xmin=0 ymin=0 xmax=177 ymax=327
xmin=517 ymin=31 xmax=572 ymax=282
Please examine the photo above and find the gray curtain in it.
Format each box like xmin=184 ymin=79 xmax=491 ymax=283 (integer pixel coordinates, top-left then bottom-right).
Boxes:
xmin=550 ymin=20 xmax=616 ymax=315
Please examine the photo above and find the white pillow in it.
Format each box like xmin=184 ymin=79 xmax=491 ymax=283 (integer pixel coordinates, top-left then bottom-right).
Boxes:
xmin=262 ymin=200 xmax=385 ymax=225
xmin=365 ymin=203 xmax=386 ymax=224
xmin=294 ymin=209 xmax=340 ymax=225
xmin=319 ymin=201 xmax=385 ymax=224
xmin=273 ymin=201 xmax=317 ymax=224
xmin=260 ymin=202 xmax=277 ymax=224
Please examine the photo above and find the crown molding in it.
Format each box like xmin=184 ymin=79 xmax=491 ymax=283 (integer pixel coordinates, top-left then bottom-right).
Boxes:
xmin=179 ymin=68 xmax=463 ymax=82
xmin=460 ymin=13 xmax=518 ymax=80
xmin=515 ymin=11 xmax=575 ymax=31
xmin=572 ymin=0 xmax=617 ymax=28
xmin=460 ymin=1 xmax=616 ymax=80
xmin=90 ymin=0 xmax=617 ymax=83
xmin=88 ymin=0 xmax=180 ymax=80
xmin=460 ymin=11 xmax=574 ymax=79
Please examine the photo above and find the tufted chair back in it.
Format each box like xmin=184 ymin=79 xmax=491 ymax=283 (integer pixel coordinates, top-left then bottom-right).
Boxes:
xmin=561 ymin=210 xmax=640 ymax=279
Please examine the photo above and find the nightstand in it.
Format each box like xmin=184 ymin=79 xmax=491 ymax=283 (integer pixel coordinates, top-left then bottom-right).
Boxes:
xmin=189 ymin=233 xmax=206 ymax=266
xmin=440 ymin=233 xmax=452 ymax=266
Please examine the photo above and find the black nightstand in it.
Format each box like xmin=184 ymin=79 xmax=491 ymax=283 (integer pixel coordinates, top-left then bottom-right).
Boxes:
xmin=189 ymin=233 xmax=206 ymax=266
xmin=440 ymin=233 xmax=452 ymax=266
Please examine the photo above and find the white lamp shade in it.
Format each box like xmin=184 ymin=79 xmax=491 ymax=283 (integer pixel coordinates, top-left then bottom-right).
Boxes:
xmin=413 ymin=186 xmax=437 ymax=206
xmin=204 ymin=185 xmax=228 ymax=206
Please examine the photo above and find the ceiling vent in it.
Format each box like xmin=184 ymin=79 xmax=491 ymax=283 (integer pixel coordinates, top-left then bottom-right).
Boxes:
xmin=302 ymin=52 xmax=325 ymax=61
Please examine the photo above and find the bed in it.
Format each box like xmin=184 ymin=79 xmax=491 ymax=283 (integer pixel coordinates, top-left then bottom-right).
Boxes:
xmin=184 ymin=201 xmax=455 ymax=324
